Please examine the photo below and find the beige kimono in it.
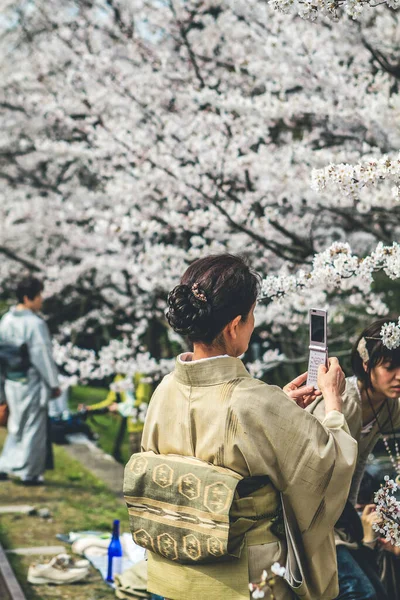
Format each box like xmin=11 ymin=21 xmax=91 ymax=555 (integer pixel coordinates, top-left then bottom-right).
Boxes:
xmin=141 ymin=355 xmax=357 ymax=600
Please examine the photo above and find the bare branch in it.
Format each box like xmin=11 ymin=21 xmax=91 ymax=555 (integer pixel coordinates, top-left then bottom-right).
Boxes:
xmin=0 ymin=246 xmax=42 ymax=272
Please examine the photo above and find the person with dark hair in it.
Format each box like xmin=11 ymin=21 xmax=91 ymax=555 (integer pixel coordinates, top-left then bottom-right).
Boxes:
xmin=132 ymin=254 xmax=357 ymax=600
xmin=0 ymin=275 xmax=60 ymax=485
xmin=16 ymin=276 xmax=44 ymax=306
xmin=308 ymin=318 xmax=400 ymax=600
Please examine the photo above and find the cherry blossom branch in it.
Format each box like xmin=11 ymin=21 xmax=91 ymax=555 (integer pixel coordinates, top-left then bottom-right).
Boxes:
xmin=311 ymin=154 xmax=400 ymax=204
xmin=0 ymin=246 xmax=42 ymax=272
xmin=362 ymin=37 xmax=400 ymax=80
xmin=373 ymin=478 xmax=400 ymax=547
xmin=262 ymin=241 xmax=400 ymax=299
xmin=270 ymin=0 xmax=400 ymax=20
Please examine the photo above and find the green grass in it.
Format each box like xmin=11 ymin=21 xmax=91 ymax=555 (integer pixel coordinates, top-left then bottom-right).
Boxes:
xmin=0 ymin=429 xmax=129 ymax=600
xmin=68 ymin=386 xmax=131 ymax=465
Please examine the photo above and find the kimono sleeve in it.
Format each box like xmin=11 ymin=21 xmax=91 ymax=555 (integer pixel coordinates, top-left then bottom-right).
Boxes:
xmin=233 ymin=381 xmax=357 ymax=599
xmin=233 ymin=381 xmax=357 ymax=512
xmin=306 ymin=377 xmax=362 ymax=441
xmin=89 ymin=388 xmax=116 ymax=410
xmin=29 ymin=319 xmax=59 ymax=388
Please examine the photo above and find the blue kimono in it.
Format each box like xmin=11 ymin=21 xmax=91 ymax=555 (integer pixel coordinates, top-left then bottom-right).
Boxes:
xmin=0 ymin=308 xmax=59 ymax=480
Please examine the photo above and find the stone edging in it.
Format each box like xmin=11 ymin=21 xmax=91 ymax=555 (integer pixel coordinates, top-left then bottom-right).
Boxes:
xmin=0 ymin=541 xmax=27 ymax=600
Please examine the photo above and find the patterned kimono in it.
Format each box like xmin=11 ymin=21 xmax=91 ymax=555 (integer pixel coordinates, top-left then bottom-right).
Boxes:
xmin=141 ymin=354 xmax=357 ymax=600
xmin=0 ymin=308 xmax=59 ymax=480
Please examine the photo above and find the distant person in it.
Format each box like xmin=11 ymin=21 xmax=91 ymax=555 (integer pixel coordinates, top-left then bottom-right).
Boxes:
xmin=0 ymin=276 xmax=60 ymax=485
xmin=80 ymin=372 xmax=153 ymax=455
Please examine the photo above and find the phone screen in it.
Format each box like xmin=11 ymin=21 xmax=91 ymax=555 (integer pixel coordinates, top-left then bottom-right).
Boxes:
xmin=311 ymin=314 xmax=325 ymax=344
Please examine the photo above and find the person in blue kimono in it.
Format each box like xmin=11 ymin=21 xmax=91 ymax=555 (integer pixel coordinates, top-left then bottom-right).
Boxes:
xmin=0 ymin=276 xmax=60 ymax=485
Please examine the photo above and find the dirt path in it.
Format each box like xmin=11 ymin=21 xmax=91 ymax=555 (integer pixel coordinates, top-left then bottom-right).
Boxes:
xmin=0 ymin=430 xmax=129 ymax=600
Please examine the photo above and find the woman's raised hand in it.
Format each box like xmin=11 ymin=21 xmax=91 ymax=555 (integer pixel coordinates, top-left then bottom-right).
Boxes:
xmin=283 ymin=359 xmax=345 ymax=411
xmin=317 ymin=357 xmax=345 ymax=413
xmin=283 ymin=372 xmax=322 ymax=409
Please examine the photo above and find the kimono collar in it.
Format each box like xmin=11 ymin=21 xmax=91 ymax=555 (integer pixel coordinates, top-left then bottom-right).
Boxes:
xmin=174 ymin=353 xmax=251 ymax=386
xmin=10 ymin=306 xmax=35 ymax=317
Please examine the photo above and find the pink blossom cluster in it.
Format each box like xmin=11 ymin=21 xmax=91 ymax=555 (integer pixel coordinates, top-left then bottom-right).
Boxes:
xmin=270 ymin=0 xmax=400 ymax=20
xmin=312 ymin=154 xmax=400 ymax=209
xmin=380 ymin=318 xmax=400 ymax=350
xmin=249 ymin=563 xmax=286 ymax=599
xmin=373 ymin=477 xmax=400 ymax=547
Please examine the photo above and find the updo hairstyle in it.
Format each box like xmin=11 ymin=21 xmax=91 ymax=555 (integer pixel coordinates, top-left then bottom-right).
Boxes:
xmin=352 ymin=318 xmax=400 ymax=390
xmin=166 ymin=254 xmax=260 ymax=345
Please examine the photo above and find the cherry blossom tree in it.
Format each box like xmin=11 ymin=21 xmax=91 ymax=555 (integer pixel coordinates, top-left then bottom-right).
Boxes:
xmin=271 ymin=0 xmax=399 ymax=21
xmin=0 ymin=0 xmax=399 ymax=382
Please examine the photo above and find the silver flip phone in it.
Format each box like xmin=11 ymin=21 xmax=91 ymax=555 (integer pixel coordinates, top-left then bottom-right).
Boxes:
xmin=306 ymin=308 xmax=328 ymax=389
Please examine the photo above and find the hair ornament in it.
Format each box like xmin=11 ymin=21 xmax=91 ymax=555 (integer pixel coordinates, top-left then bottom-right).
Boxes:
xmin=357 ymin=318 xmax=400 ymax=361
xmin=380 ymin=318 xmax=400 ymax=350
xmin=191 ymin=283 xmax=207 ymax=303
xmin=357 ymin=337 xmax=369 ymax=363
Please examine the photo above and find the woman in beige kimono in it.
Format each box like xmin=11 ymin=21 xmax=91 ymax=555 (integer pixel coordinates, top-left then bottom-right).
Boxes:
xmin=140 ymin=254 xmax=357 ymax=600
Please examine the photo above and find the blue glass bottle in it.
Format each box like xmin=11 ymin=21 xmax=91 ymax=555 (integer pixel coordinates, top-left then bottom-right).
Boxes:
xmin=106 ymin=519 xmax=123 ymax=582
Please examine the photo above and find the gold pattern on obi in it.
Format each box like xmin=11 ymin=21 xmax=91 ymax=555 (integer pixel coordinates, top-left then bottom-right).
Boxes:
xmin=157 ymin=533 xmax=178 ymax=560
xmin=207 ymin=536 xmax=224 ymax=557
xmin=130 ymin=456 xmax=148 ymax=476
xmin=133 ymin=528 xmax=154 ymax=551
xmin=204 ymin=482 xmax=232 ymax=513
xmin=153 ymin=464 xmax=174 ymax=488
xmin=183 ymin=534 xmax=202 ymax=560
xmin=178 ymin=473 xmax=201 ymax=500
